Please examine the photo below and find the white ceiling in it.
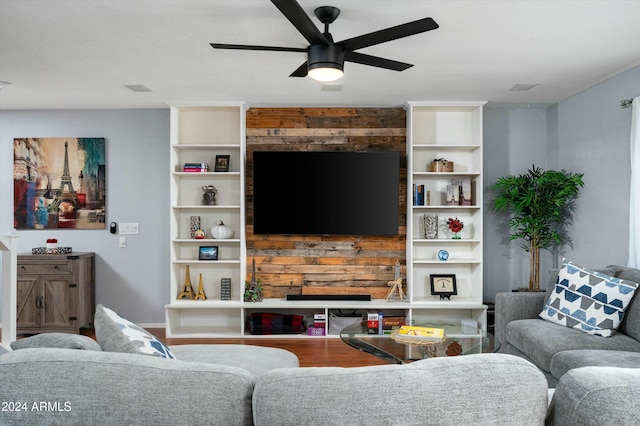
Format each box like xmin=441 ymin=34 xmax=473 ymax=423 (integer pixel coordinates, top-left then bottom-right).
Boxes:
xmin=1 ymin=0 xmax=639 ymax=110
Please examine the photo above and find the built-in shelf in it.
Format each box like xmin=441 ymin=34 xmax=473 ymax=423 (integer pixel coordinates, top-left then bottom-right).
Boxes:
xmin=165 ymin=102 xmax=488 ymax=338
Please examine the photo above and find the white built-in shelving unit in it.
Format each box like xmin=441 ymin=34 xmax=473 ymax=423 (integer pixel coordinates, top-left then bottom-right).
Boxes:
xmin=165 ymin=104 xmax=247 ymax=337
xmin=165 ymin=102 xmax=487 ymax=338
xmin=406 ymin=101 xmax=487 ymax=327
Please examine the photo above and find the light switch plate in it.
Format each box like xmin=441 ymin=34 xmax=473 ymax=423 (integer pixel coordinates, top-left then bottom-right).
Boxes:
xmin=119 ymin=223 xmax=139 ymax=235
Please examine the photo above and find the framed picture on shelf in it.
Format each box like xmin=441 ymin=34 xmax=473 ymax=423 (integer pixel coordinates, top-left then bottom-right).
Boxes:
xmin=198 ymin=246 xmax=218 ymax=261
xmin=214 ymin=155 xmax=230 ymax=172
xmin=430 ymin=274 xmax=457 ymax=300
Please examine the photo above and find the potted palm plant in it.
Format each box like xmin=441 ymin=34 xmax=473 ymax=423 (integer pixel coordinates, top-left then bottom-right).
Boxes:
xmin=492 ymin=165 xmax=584 ymax=291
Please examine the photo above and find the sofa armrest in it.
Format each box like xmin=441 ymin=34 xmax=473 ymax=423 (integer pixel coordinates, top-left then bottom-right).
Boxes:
xmin=495 ymin=291 xmax=547 ymax=352
xmin=548 ymin=366 xmax=640 ymax=425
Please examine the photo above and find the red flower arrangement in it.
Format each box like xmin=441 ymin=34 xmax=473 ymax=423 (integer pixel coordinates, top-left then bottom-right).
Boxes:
xmin=447 ymin=218 xmax=463 ymax=233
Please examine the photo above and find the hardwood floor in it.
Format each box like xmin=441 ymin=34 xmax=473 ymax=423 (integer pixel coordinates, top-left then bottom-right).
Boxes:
xmin=80 ymin=328 xmax=388 ymax=368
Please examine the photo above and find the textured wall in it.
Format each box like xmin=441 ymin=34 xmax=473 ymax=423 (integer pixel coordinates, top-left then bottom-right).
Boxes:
xmin=245 ymin=108 xmax=407 ymax=298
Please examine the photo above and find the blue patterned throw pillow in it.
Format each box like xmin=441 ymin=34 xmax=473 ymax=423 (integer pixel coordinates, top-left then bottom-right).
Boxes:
xmin=539 ymin=260 xmax=639 ymax=337
xmin=95 ymin=304 xmax=175 ymax=359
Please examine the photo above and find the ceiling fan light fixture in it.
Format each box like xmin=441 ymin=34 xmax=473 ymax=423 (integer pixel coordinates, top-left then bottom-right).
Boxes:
xmin=308 ymin=64 xmax=344 ymax=82
xmin=307 ymin=43 xmax=345 ymax=82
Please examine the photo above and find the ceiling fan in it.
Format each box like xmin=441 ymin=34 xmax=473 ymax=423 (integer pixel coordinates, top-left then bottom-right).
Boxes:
xmin=210 ymin=0 xmax=439 ymax=82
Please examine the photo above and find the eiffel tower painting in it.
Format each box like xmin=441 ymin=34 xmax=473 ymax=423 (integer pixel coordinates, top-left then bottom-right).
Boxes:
xmin=13 ymin=137 xmax=106 ymax=229
xmin=49 ymin=141 xmax=80 ymax=213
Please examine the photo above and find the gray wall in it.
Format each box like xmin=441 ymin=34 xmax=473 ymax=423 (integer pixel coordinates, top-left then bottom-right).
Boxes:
xmin=0 ymin=109 xmax=169 ymax=325
xmin=1 ymin=65 xmax=638 ymax=324
xmin=484 ymin=65 xmax=640 ymax=300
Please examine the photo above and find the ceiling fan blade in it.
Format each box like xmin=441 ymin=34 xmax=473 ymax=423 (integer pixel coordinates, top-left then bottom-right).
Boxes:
xmin=345 ymin=51 xmax=413 ymax=71
xmin=338 ymin=17 xmax=439 ymax=51
xmin=289 ymin=62 xmax=308 ymax=77
xmin=271 ymin=0 xmax=329 ymax=46
xmin=210 ymin=43 xmax=306 ymax=53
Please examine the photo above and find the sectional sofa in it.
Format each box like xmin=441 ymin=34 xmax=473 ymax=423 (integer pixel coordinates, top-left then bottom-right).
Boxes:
xmin=1 ymin=345 xmax=548 ymax=425
xmin=495 ymin=263 xmax=640 ymax=387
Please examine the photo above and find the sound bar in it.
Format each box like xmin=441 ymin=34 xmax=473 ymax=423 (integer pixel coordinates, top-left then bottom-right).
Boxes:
xmin=286 ymin=294 xmax=371 ymax=301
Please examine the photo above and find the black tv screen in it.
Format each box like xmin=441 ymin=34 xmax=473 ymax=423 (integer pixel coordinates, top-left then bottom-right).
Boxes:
xmin=253 ymin=151 xmax=399 ymax=236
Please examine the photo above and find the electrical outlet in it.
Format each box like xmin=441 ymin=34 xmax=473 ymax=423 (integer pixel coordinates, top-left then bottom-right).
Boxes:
xmin=119 ymin=223 xmax=139 ymax=235
xmin=119 ymin=237 xmax=127 ymax=248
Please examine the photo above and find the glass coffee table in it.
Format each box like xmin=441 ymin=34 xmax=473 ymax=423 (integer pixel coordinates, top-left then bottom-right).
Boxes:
xmin=340 ymin=320 xmax=500 ymax=364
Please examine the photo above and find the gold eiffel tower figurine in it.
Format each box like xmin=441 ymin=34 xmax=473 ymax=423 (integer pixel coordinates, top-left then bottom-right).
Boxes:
xmin=177 ymin=265 xmax=195 ymax=300
xmin=194 ymin=274 xmax=207 ymax=301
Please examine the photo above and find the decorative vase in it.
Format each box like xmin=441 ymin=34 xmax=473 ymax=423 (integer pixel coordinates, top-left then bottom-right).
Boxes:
xmin=452 ymin=232 xmax=461 ymax=239
xmin=423 ymin=213 xmax=438 ymax=239
xmin=201 ymin=185 xmax=217 ymax=206
xmin=190 ymin=216 xmax=201 ymax=238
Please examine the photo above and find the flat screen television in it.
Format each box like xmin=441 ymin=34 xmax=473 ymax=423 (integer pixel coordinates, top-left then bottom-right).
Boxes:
xmin=253 ymin=151 xmax=400 ymax=236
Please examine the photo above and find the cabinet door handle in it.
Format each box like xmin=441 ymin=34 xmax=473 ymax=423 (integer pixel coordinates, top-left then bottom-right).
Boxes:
xmin=35 ymin=296 xmax=41 ymax=309
xmin=54 ymin=266 xmax=59 ymax=270
xmin=20 ymin=265 xmax=26 ymax=270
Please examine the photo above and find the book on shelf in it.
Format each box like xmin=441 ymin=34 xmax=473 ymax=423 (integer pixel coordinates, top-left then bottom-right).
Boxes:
xmin=383 ymin=316 xmax=406 ymax=330
xmin=413 ymin=184 xmax=425 ymax=206
xmin=183 ymin=163 xmax=210 ymax=172
xmin=396 ymin=325 xmax=445 ymax=341
xmin=313 ymin=313 xmax=327 ymax=328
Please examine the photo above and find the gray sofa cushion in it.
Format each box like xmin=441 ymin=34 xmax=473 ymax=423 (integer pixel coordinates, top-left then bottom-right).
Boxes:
xmin=548 ymin=366 xmax=640 ymax=426
xmin=550 ymin=349 xmax=640 ymax=379
xmin=10 ymin=333 xmax=102 ymax=351
xmin=169 ymin=344 xmax=299 ymax=377
xmin=0 ymin=348 xmax=255 ymax=425
xmin=609 ymin=265 xmax=640 ymax=341
xmin=505 ymin=319 xmax=640 ymax=372
xmin=253 ymin=353 xmax=548 ymax=426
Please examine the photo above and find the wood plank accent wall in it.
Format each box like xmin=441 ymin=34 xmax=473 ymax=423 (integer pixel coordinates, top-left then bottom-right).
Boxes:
xmin=245 ymin=108 xmax=407 ymax=298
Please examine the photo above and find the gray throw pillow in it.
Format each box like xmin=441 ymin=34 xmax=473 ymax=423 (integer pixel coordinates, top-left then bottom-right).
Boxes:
xmin=94 ymin=304 xmax=175 ymax=359
xmin=10 ymin=333 xmax=102 ymax=351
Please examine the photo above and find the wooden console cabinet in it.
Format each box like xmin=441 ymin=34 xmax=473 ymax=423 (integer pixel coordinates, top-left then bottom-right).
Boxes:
xmin=16 ymin=252 xmax=95 ymax=335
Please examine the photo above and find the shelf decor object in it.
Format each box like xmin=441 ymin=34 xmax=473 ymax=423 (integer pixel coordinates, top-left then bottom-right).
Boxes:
xmin=190 ymin=216 xmax=201 ymax=238
xmin=447 ymin=217 xmax=463 ymax=239
xmin=210 ymin=220 xmax=233 ymax=239
xmin=198 ymin=246 xmax=218 ymax=261
xmin=215 ymin=155 xmax=230 ymax=172
xmin=201 ymin=185 xmax=217 ymax=206
xmin=177 ymin=265 xmax=195 ymax=300
xmin=244 ymin=258 xmax=263 ymax=303
xmin=194 ymin=274 xmax=207 ymax=301
xmin=423 ymin=213 xmax=438 ymax=239
xmin=430 ymin=158 xmax=453 ymax=172
xmin=437 ymin=249 xmax=449 ymax=261
xmin=220 ymin=278 xmax=232 ymax=300
xmin=430 ymin=274 xmax=458 ymax=300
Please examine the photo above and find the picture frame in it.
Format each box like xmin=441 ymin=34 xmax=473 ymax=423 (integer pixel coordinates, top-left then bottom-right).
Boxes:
xmin=214 ymin=155 xmax=230 ymax=172
xmin=198 ymin=246 xmax=218 ymax=261
xmin=429 ymin=274 xmax=457 ymax=300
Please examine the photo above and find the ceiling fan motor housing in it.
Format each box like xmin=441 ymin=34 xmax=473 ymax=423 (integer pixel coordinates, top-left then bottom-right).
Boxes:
xmin=308 ymin=43 xmax=345 ymax=72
